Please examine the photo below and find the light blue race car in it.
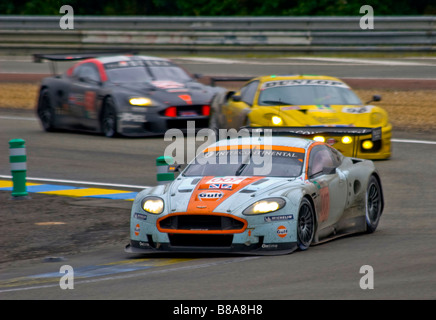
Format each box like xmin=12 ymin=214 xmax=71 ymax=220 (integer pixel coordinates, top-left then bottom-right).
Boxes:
xmin=125 ymin=134 xmax=384 ymax=255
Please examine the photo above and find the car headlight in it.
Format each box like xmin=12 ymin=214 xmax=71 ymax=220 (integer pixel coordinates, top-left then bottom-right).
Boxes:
xmin=313 ymin=136 xmax=325 ymax=143
xmin=129 ymin=97 xmax=152 ymax=106
xmin=341 ymin=136 xmax=353 ymax=144
xmin=243 ymin=198 xmax=286 ymax=215
xmin=141 ymin=197 xmax=164 ymax=214
xmin=271 ymin=115 xmax=283 ymax=125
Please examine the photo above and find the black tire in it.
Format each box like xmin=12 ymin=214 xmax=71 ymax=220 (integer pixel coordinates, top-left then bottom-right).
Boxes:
xmin=37 ymin=88 xmax=56 ymax=132
xmin=101 ymin=97 xmax=118 ymax=138
xmin=365 ymin=175 xmax=383 ymax=233
xmin=297 ymin=198 xmax=315 ymax=250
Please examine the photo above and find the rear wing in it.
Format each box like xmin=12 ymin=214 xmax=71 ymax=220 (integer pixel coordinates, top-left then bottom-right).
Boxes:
xmin=241 ymin=126 xmax=382 ymax=157
xmin=33 ymin=51 xmax=138 ymax=74
xmin=242 ymin=126 xmax=381 ymax=140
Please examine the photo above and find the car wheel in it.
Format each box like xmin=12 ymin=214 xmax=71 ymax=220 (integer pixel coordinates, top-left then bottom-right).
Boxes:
xmin=37 ymin=89 xmax=56 ymax=132
xmin=297 ymin=198 xmax=315 ymax=250
xmin=365 ymin=175 xmax=382 ymax=233
xmin=101 ymin=97 xmax=118 ymax=138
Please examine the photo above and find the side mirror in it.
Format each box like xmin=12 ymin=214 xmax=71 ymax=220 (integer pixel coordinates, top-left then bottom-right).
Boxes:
xmin=193 ymin=73 xmax=203 ymax=79
xmin=232 ymin=95 xmax=242 ymax=102
xmin=168 ymin=164 xmax=181 ymax=172
xmin=366 ymin=95 xmax=382 ymax=104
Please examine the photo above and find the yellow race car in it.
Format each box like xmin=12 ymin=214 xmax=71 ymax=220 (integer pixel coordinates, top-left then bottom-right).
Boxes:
xmin=210 ymin=75 xmax=392 ymax=160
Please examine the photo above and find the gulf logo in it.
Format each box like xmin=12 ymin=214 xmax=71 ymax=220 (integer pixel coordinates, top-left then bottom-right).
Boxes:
xmin=198 ymin=191 xmax=224 ymax=201
xmin=277 ymin=225 xmax=288 ymax=238
xmin=134 ymin=224 xmax=140 ymax=236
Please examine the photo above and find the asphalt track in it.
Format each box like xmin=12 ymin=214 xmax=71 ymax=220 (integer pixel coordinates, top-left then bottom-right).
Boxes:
xmin=0 ymin=57 xmax=436 ymax=301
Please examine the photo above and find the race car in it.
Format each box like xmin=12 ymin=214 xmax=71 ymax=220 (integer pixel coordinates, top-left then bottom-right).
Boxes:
xmin=209 ymin=75 xmax=392 ymax=159
xmin=125 ymin=134 xmax=384 ymax=255
xmin=34 ymin=53 xmax=224 ymax=137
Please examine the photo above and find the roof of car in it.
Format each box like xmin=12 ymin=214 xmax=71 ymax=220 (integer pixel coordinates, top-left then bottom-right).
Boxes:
xmin=253 ymin=74 xmax=344 ymax=83
xmin=95 ymin=55 xmax=170 ymax=64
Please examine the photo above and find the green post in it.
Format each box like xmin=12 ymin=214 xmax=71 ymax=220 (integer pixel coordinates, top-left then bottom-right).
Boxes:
xmin=9 ymin=139 xmax=28 ymax=197
xmin=156 ymin=156 xmax=175 ymax=185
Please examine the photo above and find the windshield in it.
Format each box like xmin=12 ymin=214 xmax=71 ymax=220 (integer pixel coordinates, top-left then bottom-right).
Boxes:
xmin=148 ymin=66 xmax=192 ymax=82
xmin=105 ymin=60 xmax=192 ymax=83
xmin=258 ymin=80 xmax=362 ymax=106
xmin=183 ymin=148 xmax=305 ymax=178
xmin=106 ymin=67 xmax=152 ymax=83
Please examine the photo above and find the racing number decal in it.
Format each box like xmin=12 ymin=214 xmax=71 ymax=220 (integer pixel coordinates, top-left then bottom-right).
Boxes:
xmin=84 ymin=91 xmax=97 ymax=118
xmin=319 ymin=187 xmax=330 ymax=222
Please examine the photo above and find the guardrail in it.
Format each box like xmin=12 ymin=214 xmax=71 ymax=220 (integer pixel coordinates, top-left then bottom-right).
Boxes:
xmin=0 ymin=16 xmax=435 ymax=54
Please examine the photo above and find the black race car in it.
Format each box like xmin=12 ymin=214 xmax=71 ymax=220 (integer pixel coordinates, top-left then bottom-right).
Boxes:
xmin=34 ymin=53 xmax=225 ymax=137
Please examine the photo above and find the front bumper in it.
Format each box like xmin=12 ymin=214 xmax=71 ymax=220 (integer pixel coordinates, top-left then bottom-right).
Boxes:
xmin=126 ymin=210 xmax=299 ymax=256
xmin=125 ymin=239 xmax=297 ymax=256
xmin=116 ymin=106 xmax=209 ymax=136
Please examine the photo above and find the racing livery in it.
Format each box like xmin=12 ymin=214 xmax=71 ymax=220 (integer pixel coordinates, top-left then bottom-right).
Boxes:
xmin=34 ymin=53 xmax=224 ymax=137
xmin=209 ymin=75 xmax=392 ymax=159
xmin=126 ymin=135 xmax=384 ymax=255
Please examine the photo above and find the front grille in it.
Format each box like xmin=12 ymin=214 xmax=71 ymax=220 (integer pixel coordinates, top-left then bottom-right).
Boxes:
xmin=168 ymin=234 xmax=234 ymax=247
xmin=158 ymin=214 xmax=245 ymax=232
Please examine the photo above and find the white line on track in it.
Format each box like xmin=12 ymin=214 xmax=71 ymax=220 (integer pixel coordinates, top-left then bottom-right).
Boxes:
xmin=0 ymin=175 xmax=150 ymax=189
xmin=283 ymin=57 xmax=436 ymax=66
xmin=391 ymin=138 xmax=436 ymax=145
xmin=0 ymin=115 xmax=37 ymax=121
xmin=0 ymin=256 xmax=258 ymax=293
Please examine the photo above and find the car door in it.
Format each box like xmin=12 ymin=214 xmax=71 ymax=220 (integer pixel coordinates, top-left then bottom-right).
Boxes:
xmin=224 ymin=80 xmax=259 ymax=129
xmin=307 ymin=145 xmax=348 ymax=229
xmin=69 ymin=62 xmax=102 ymax=129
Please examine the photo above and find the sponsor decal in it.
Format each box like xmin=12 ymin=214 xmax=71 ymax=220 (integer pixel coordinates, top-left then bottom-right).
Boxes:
xmin=119 ymin=113 xmax=146 ymax=123
xmin=276 ymin=225 xmax=288 ymax=238
xmin=178 ymin=94 xmax=193 ymax=105
xmin=208 ymin=183 xmax=233 ymax=190
xmin=139 ymin=241 xmax=150 ymax=247
xmin=152 ymin=80 xmax=185 ymax=90
xmin=280 ymin=106 xmax=301 ymax=111
xmin=134 ymin=212 xmax=147 ymax=220
xmin=262 ymin=79 xmax=349 ymax=89
xmin=198 ymin=191 xmax=224 ymax=201
xmin=326 ymin=138 xmax=337 ymax=146
xmin=262 ymin=243 xmax=278 ymax=249
xmin=342 ymin=105 xmax=374 ymax=114
xmin=134 ymin=224 xmax=140 ymax=236
xmin=264 ymin=215 xmax=294 ymax=222
xmin=319 ymin=187 xmax=330 ymax=222
xmin=206 ymin=177 xmax=246 ymax=185
xmin=105 ymin=60 xmax=173 ymax=69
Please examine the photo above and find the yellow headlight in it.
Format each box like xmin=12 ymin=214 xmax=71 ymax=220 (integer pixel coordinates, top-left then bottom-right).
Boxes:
xmin=342 ymin=136 xmax=353 ymax=144
xmin=362 ymin=140 xmax=374 ymax=150
xmin=253 ymin=201 xmax=280 ymax=214
xmin=271 ymin=116 xmax=283 ymax=125
xmin=142 ymin=198 xmax=164 ymax=214
xmin=313 ymin=136 xmax=325 ymax=143
xmin=129 ymin=97 xmax=152 ymax=106
xmin=243 ymin=198 xmax=286 ymax=215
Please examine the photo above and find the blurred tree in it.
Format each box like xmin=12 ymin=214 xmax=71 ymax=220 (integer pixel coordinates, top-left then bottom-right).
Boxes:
xmin=0 ymin=0 xmax=434 ymax=15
